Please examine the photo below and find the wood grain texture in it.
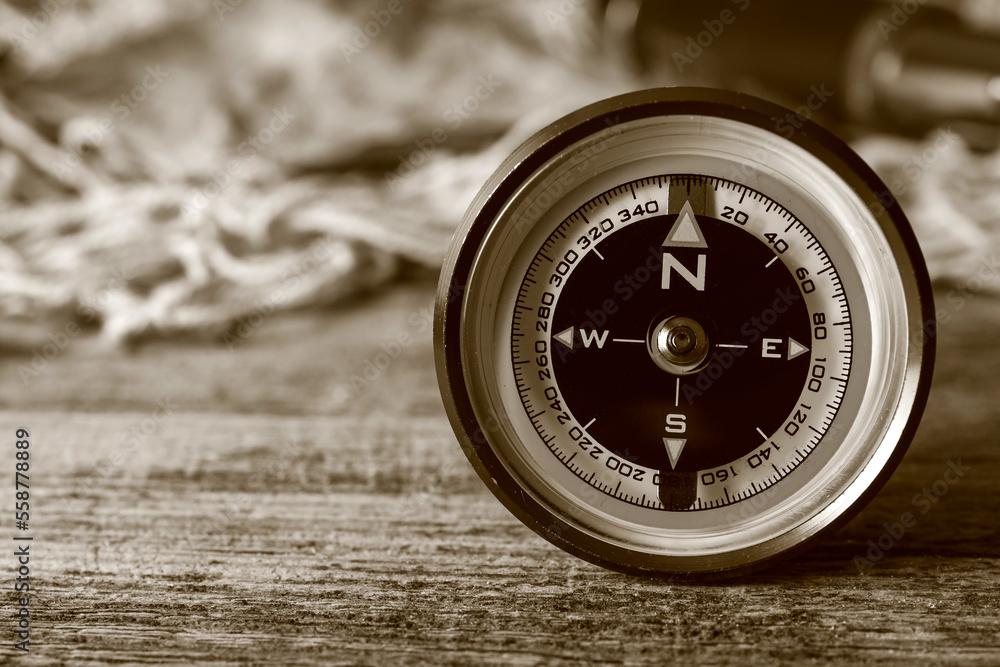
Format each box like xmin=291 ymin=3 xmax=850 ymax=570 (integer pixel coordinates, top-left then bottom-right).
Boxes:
xmin=1 ymin=279 xmax=999 ymax=665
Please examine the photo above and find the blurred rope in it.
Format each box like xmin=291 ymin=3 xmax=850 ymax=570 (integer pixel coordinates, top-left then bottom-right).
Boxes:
xmin=0 ymin=0 xmax=996 ymax=347
xmin=853 ymin=133 xmax=1000 ymax=292
xmin=0 ymin=0 xmax=619 ymax=345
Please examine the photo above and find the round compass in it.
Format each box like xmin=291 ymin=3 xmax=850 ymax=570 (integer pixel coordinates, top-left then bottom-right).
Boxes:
xmin=434 ymin=88 xmax=934 ymax=578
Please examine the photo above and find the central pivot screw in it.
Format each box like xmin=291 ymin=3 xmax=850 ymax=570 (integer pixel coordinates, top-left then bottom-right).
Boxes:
xmin=648 ymin=315 xmax=710 ymax=375
xmin=666 ymin=326 xmax=696 ymax=355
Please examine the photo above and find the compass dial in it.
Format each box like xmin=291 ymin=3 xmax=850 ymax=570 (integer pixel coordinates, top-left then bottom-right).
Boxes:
xmin=515 ymin=174 xmax=847 ymax=511
xmin=436 ymin=89 xmax=933 ymax=578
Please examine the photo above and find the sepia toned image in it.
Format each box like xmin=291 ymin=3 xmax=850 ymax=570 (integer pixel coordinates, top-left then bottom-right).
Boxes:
xmin=0 ymin=0 xmax=998 ymax=664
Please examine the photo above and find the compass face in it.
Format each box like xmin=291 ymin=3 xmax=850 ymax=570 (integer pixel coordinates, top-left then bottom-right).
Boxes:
xmin=516 ymin=175 xmax=845 ymax=512
xmin=435 ymin=89 xmax=934 ymax=578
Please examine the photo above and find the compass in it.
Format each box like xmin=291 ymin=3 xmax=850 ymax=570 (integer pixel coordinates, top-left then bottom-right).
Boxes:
xmin=434 ymin=88 xmax=934 ymax=578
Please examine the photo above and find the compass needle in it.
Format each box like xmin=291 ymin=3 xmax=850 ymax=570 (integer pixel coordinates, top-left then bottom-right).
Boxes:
xmin=437 ymin=89 xmax=934 ymax=578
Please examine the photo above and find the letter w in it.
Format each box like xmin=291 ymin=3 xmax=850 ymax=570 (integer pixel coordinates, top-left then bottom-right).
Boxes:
xmin=580 ymin=330 xmax=609 ymax=348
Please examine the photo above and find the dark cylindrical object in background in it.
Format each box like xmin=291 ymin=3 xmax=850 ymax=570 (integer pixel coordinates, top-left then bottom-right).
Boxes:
xmin=606 ymin=0 xmax=1000 ymax=147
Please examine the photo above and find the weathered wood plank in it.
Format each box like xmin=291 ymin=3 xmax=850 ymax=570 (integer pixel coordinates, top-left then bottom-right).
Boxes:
xmin=1 ymin=280 xmax=998 ymax=664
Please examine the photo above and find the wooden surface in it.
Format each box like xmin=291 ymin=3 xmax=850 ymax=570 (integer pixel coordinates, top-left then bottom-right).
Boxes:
xmin=2 ymin=278 xmax=999 ymax=665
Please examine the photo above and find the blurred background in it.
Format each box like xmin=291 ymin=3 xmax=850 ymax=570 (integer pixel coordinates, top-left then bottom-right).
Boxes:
xmin=0 ymin=0 xmax=997 ymax=364
xmin=2 ymin=0 xmax=999 ymax=662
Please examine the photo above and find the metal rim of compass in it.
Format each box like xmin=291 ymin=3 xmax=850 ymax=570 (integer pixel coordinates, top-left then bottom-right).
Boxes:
xmin=433 ymin=87 xmax=935 ymax=579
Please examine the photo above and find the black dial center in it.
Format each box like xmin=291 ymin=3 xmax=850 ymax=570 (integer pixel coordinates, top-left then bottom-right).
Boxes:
xmin=551 ymin=211 xmax=812 ymax=473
